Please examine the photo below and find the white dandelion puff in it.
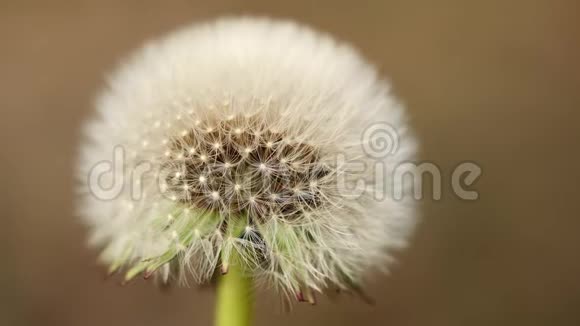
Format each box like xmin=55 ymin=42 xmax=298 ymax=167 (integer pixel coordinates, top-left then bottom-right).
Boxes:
xmin=77 ymin=17 xmax=418 ymax=301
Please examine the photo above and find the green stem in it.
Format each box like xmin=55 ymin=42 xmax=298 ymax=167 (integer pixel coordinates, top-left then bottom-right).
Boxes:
xmin=215 ymin=252 xmax=254 ymax=326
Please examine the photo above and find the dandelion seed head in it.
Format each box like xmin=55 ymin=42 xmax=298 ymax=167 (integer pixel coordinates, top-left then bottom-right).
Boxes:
xmin=78 ymin=17 xmax=417 ymax=299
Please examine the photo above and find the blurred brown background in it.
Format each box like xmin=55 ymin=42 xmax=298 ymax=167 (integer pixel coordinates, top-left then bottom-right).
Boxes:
xmin=1 ymin=1 xmax=579 ymax=325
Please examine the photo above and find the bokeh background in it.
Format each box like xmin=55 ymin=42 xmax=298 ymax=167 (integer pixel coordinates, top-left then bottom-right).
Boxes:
xmin=1 ymin=1 xmax=579 ymax=325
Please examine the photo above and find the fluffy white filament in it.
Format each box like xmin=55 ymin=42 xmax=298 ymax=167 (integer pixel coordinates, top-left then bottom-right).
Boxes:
xmin=77 ymin=17 xmax=418 ymax=299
